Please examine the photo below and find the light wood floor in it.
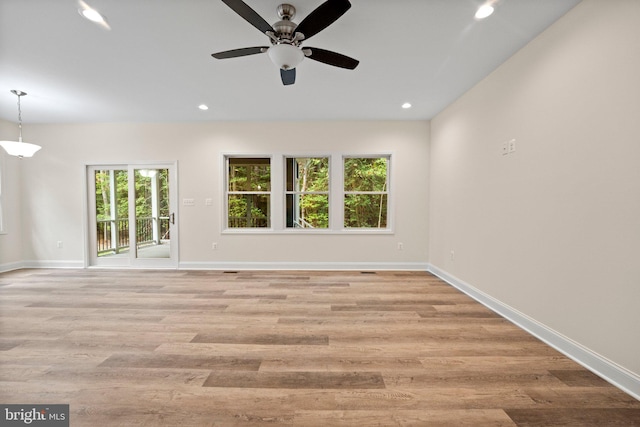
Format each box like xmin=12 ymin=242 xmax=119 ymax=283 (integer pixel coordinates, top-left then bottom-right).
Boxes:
xmin=1 ymin=269 xmax=638 ymax=426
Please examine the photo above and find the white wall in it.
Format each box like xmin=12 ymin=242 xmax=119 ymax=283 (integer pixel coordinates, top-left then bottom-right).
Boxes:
xmin=4 ymin=120 xmax=429 ymax=270
xmin=430 ymin=0 xmax=640 ymax=384
xmin=0 ymin=120 xmax=24 ymax=269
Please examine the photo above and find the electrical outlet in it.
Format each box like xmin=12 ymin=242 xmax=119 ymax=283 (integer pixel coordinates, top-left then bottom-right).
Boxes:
xmin=450 ymin=250 xmax=455 ymax=261
xmin=397 ymin=242 xmax=403 ymax=250
xmin=502 ymin=141 xmax=509 ymax=155
xmin=183 ymin=198 xmax=195 ymax=206
xmin=212 ymin=242 xmax=218 ymax=250
xmin=205 ymin=198 xmax=213 ymax=206
xmin=56 ymin=241 xmax=63 ymax=249
xmin=508 ymin=139 xmax=516 ymax=153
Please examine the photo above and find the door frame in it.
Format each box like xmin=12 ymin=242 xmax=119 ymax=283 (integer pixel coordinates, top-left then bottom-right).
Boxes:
xmin=84 ymin=161 xmax=179 ymax=269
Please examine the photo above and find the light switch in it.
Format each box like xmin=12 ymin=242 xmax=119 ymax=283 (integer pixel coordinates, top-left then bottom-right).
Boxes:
xmin=183 ymin=198 xmax=195 ymax=206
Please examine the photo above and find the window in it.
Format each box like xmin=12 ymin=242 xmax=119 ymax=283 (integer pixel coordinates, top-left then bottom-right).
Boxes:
xmin=223 ymin=153 xmax=392 ymax=233
xmin=226 ymin=157 xmax=271 ymax=228
xmin=343 ymin=156 xmax=389 ymax=228
xmin=286 ymin=157 xmax=329 ymax=229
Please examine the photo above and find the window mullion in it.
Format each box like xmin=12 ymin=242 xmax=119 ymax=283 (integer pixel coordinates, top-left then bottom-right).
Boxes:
xmin=333 ymin=155 xmax=343 ymax=230
xmin=271 ymin=155 xmax=283 ymax=231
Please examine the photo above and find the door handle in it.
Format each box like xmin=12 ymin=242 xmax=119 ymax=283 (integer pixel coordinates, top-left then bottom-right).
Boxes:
xmin=170 ymin=213 xmax=175 ymax=225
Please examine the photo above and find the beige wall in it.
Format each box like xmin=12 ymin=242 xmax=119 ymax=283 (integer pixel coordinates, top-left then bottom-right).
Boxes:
xmin=0 ymin=120 xmax=24 ymax=267
xmin=430 ymin=0 xmax=640 ymax=377
xmin=2 ymin=0 xmax=638 ymax=394
xmin=1 ymin=120 xmax=429 ymax=269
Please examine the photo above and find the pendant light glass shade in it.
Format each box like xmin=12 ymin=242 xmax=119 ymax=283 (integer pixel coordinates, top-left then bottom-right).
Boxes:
xmin=0 ymin=90 xmax=41 ymax=158
xmin=0 ymin=140 xmax=42 ymax=158
xmin=267 ymin=44 xmax=304 ymax=70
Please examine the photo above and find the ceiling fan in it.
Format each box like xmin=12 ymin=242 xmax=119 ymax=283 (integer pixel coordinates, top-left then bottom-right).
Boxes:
xmin=212 ymin=0 xmax=359 ymax=85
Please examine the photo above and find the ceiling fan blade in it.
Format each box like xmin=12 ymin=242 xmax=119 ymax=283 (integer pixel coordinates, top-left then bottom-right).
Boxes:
xmin=295 ymin=0 xmax=351 ymax=41
xmin=305 ymin=47 xmax=359 ymax=69
xmin=221 ymin=0 xmax=275 ymax=35
xmin=281 ymin=68 xmax=296 ymax=85
xmin=212 ymin=46 xmax=268 ymax=59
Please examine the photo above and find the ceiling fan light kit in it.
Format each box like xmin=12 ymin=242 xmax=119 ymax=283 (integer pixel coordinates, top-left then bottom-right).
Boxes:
xmin=267 ymin=43 xmax=304 ymax=70
xmin=0 ymin=90 xmax=42 ymax=158
xmin=212 ymin=0 xmax=359 ymax=85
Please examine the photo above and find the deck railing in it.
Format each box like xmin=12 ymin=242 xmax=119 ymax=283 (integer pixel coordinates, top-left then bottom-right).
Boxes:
xmin=97 ymin=217 xmax=170 ymax=255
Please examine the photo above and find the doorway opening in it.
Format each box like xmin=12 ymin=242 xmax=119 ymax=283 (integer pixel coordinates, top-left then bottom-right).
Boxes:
xmin=87 ymin=163 xmax=178 ymax=268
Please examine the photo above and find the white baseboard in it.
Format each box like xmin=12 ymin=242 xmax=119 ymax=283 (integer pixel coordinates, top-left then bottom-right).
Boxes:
xmin=2 ymin=260 xmax=429 ymax=273
xmin=0 ymin=261 xmax=24 ymax=273
xmin=427 ymin=263 xmax=640 ymax=401
xmin=179 ymin=261 xmax=429 ymax=271
xmin=21 ymin=260 xmax=86 ymax=269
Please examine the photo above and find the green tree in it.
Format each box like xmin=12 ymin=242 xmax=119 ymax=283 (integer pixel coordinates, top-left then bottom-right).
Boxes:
xmin=344 ymin=158 xmax=388 ymax=228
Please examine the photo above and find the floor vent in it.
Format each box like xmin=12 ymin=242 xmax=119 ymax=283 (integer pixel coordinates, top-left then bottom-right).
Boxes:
xmin=361 ymin=271 xmax=377 ymax=274
xmin=223 ymin=271 xmax=238 ymax=274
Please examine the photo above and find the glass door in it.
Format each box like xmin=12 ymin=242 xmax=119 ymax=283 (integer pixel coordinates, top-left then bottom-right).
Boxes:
xmin=87 ymin=163 xmax=178 ymax=268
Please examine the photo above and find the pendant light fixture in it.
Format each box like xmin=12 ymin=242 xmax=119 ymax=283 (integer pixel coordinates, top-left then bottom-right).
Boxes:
xmin=0 ymin=90 xmax=42 ymax=158
xmin=475 ymin=0 xmax=497 ymax=20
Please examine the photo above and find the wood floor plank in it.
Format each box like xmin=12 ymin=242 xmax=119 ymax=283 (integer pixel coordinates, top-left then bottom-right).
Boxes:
xmin=191 ymin=332 xmax=329 ymax=346
xmin=98 ymin=353 xmax=262 ymax=371
xmin=548 ymin=368 xmax=615 ymax=387
xmin=293 ymin=409 xmax=518 ymax=427
xmin=0 ymin=268 xmax=638 ymax=427
xmin=203 ymin=371 xmax=386 ymax=389
xmin=505 ymin=408 xmax=640 ymax=426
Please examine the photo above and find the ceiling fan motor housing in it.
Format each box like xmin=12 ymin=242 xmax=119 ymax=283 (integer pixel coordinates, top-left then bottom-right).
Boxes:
xmin=277 ymin=4 xmax=296 ymax=20
xmin=273 ymin=4 xmax=299 ymax=43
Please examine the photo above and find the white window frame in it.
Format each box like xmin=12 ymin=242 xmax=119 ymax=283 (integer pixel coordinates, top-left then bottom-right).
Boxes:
xmin=284 ymin=156 xmax=331 ymax=230
xmin=223 ymin=155 xmax=273 ymax=232
xmin=342 ymin=155 xmax=392 ymax=231
xmin=222 ymin=152 xmax=393 ymax=234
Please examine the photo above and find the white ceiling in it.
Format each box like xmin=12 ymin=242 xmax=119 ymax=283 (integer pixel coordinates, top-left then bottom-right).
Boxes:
xmin=0 ymin=0 xmax=580 ymax=124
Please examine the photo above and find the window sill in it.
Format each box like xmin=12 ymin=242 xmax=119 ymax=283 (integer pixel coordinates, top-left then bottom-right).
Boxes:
xmin=222 ymin=228 xmax=394 ymax=235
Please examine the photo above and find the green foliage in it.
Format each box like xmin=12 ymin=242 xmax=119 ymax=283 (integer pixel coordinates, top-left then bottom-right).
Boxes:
xmin=228 ymin=160 xmax=270 ymax=191
xmin=344 ymin=157 xmax=388 ymax=228
xmin=227 ymin=159 xmax=271 ymax=228
xmin=344 ymin=157 xmax=387 ymax=192
xmin=344 ymin=194 xmax=388 ymax=228
xmin=287 ymin=158 xmax=329 ymax=228
xmin=95 ymin=169 xmax=169 ymax=221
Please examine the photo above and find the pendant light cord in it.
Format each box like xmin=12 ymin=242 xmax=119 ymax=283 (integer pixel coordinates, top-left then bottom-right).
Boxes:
xmin=17 ymin=93 xmax=23 ymax=143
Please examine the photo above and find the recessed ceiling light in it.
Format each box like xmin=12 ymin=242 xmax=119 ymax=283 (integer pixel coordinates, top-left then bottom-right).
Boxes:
xmin=78 ymin=1 xmax=110 ymax=29
xmin=198 ymin=104 xmax=209 ymax=111
xmin=475 ymin=3 xmax=495 ymax=20
xmin=402 ymin=102 xmax=412 ymax=109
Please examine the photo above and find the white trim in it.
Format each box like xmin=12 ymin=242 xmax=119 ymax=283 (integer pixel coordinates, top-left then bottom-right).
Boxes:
xmin=342 ymin=154 xmax=393 ymax=231
xmin=221 ymin=228 xmax=394 ymax=235
xmin=0 ymin=261 xmax=24 ymax=273
xmin=179 ymin=261 xmax=429 ymax=271
xmin=427 ymin=263 xmax=640 ymax=400
xmin=221 ymin=151 xmax=396 ymax=234
xmin=283 ymin=155 xmax=331 ymax=230
xmin=84 ymin=163 xmax=179 ymax=269
xmin=3 ymin=261 xmax=429 ymax=272
xmin=21 ymin=260 xmax=86 ymax=269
